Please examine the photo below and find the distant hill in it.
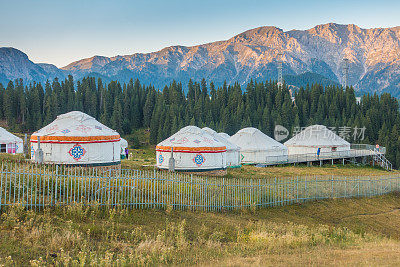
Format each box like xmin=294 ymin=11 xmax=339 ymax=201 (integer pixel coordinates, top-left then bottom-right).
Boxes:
xmin=1 ymin=23 xmax=400 ymax=95
xmin=0 ymin=47 xmax=66 ymax=85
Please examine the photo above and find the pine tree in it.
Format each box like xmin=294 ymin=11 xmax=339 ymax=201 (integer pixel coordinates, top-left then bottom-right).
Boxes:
xmin=143 ymin=88 xmax=155 ymax=128
xmin=111 ymin=96 xmax=123 ymax=133
xmin=4 ymin=81 xmax=16 ymax=127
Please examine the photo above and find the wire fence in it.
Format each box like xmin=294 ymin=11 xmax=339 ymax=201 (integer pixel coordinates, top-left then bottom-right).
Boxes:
xmin=0 ymin=161 xmax=399 ymax=211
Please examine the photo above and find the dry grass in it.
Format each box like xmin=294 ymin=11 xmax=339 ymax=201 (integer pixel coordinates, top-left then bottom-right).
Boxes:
xmin=216 ymin=241 xmax=400 ymax=266
xmin=0 ymin=153 xmax=26 ymax=162
xmin=227 ymin=164 xmax=399 ymax=179
xmin=0 ymin=194 xmax=400 ymax=265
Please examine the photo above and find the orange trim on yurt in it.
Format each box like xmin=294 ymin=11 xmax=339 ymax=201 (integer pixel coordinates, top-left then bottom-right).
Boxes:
xmin=156 ymin=145 xmax=226 ymax=153
xmin=30 ymin=134 xmax=121 ymax=143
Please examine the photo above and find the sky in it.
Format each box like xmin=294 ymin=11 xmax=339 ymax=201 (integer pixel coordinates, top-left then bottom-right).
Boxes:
xmin=1 ymin=0 xmax=399 ymax=67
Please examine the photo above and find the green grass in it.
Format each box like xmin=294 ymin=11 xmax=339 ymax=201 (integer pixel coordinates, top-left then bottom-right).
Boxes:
xmin=0 ymin=153 xmax=26 ymax=162
xmin=120 ymin=143 xmax=398 ymax=178
xmin=1 ymin=194 xmax=400 ymax=265
xmin=122 ymin=145 xmax=156 ymax=169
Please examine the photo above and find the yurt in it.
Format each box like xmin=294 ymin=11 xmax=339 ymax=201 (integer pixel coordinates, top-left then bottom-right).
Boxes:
xmin=229 ymin=127 xmax=288 ymax=164
xmin=203 ymin=127 xmax=241 ymax=168
xmin=0 ymin=127 xmax=23 ymax=154
xmin=120 ymin=138 xmax=129 ymax=159
xmin=284 ymin=125 xmax=351 ymax=155
xmin=218 ymin=132 xmax=231 ymax=140
xmin=30 ymin=111 xmax=121 ymax=165
xmin=156 ymin=126 xmax=227 ymax=171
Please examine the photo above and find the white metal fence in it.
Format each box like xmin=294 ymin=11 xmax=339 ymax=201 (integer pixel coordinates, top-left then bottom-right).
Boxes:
xmin=0 ymin=161 xmax=399 ymax=211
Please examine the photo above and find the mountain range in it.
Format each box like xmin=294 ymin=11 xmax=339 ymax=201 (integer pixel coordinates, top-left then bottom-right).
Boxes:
xmin=1 ymin=23 xmax=400 ymax=95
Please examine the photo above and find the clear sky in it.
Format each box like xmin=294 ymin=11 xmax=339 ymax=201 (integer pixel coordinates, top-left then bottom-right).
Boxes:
xmin=1 ymin=0 xmax=399 ymax=67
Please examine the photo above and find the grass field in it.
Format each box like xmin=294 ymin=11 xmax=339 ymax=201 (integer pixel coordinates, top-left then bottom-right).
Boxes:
xmin=0 ymin=132 xmax=399 ymax=265
xmin=1 ymin=194 xmax=400 ymax=265
xmin=122 ymin=146 xmax=399 ymax=178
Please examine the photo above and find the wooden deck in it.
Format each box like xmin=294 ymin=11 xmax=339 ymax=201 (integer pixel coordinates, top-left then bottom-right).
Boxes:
xmin=258 ymin=147 xmax=392 ymax=170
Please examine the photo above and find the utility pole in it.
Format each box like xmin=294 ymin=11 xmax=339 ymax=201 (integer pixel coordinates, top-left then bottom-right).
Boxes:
xmin=277 ymin=52 xmax=283 ymax=88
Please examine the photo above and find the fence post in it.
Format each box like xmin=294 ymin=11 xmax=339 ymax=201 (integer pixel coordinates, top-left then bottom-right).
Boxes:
xmin=0 ymin=162 xmax=3 ymax=212
xmin=304 ymin=176 xmax=309 ymax=201
xmin=250 ymin=179 xmax=253 ymax=209
xmin=296 ymin=176 xmax=299 ymax=203
xmin=222 ymin=177 xmax=225 ymax=210
xmin=189 ymin=176 xmax=194 ymax=210
xmin=273 ymin=177 xmax=276 ymax=206
xmin=315 ymin=175 xmax=317 ymax=200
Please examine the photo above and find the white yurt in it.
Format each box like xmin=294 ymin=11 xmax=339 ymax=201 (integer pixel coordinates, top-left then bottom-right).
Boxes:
xmin=284 ymin=125 xmax=351 ymax=155
xmin=30 ymin=111 xmax=121 ymax=165
xmin=218 ymin=132 xmax=231 ymax=140
xmin=229 ymin=127 xmax=288 ymax=164
xmin=0 ymin=127 xmax=23 ymax=154
xmin=120 ymin=138 xmax=129 ymax=159
xmin=203 ymin=127 xmax=241 ymax=168
xmin=156 ymin=126 xmax=227 ymax=171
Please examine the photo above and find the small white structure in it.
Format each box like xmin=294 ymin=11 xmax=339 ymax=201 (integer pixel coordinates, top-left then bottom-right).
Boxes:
xmin=156 ymin=126 xmax=227 ymax=171
xmin=284 ymin=125 xmax=351 ymax=155
xmin=30 ymin=111 xmax=121 ymax=166
xmin=0 ymin=127 xmax=23 ymax=154
xmin=230 ymin=127 xmax=288 ymax=164
xmin=203 ymin=127 xmax=241 ymax=168
xmin=120 ymin=138 xmax=128 ymax=159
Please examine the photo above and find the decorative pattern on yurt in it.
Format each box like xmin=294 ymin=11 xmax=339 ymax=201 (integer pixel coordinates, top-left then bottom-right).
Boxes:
xmin=30 ymin=111 xmax=121 ymax=165
xmin=156 ymin=126 xmax=227 ymax=171
xmin=284 ymin=125 xmax=351 ymax=155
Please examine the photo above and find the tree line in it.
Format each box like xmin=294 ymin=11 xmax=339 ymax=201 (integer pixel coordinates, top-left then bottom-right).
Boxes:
xmin=0 ymin=75 xmax=399 ymax=168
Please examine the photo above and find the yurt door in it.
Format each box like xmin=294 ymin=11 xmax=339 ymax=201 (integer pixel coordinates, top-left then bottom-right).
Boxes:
xmin=44 ymin=143 xmax=52 ymax=161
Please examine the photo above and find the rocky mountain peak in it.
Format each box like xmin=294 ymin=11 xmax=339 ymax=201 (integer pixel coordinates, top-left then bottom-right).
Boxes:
xmin=0 ymin=47 xmax=29 ymax=60
xmin=62 ymin=55 xmax=111 ymax=72
xmin=1 ymin=23 xmax=400 ymax=96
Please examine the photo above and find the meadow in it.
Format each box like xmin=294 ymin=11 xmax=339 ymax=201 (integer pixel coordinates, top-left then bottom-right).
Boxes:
xmin=0 ymin=130 xmax=398 ymax=265
xmin=1 ymin=194 xmax=400 ymax=265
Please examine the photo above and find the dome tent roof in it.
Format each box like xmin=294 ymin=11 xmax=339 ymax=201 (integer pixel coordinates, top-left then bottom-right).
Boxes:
xmin=230 ymin=127 xmax=287 ymax=152
xmin=218 ymin=132 xmax=230 ymax=139
xmin=31 ymin=111 xmax=120 ymax=143
xmin=202 ymin=127 xmax=239 ymax=152
xmin=156 ymin=126 xmax=226 ymax=153
xmin=0 ymin=127 xmax=23 ymax=143
xmin=284 ymin=125 xmax=350 ymax=147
